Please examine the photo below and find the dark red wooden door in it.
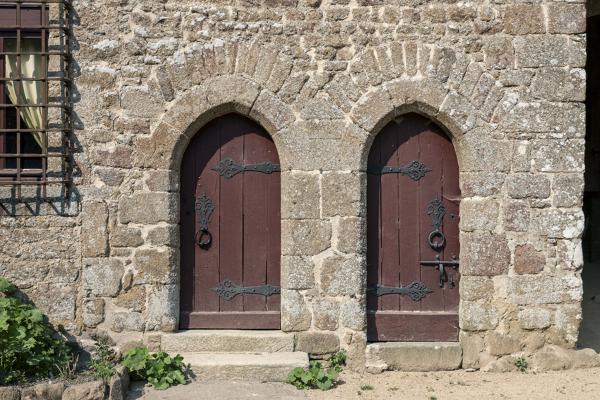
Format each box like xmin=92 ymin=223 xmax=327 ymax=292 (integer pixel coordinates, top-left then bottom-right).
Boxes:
xmin=180 ymin=114 xmax=281 ymax=330
xmin=367 ymin=113 xmax=460 ymax=342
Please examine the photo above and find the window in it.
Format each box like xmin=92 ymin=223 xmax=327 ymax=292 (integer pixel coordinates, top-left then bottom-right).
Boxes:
xmin=0 ymin=1 xmax=72 ymax=199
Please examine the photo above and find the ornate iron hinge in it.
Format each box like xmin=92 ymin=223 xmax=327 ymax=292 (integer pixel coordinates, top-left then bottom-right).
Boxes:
xmin=195 ymin=193 xmax=215 ymax=249
xmin=211 ymin=279 xmax=281 ymax=301
xmin=212 ymin=158 xmax=281 ymax=179
xmin=426 ymin=197 xmax=446 ymax=250
xmin=367 ymin=160 xmax=431 ymax=181
xmin=420 ymin=255 xmax=459 ymax=288
xmin=367 ymin=281 xmax=433 ymax=302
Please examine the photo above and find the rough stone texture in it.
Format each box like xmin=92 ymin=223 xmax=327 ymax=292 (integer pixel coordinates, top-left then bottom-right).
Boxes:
xmin=0 ymin=0 xmax=586 ymax=369
xmin=62 ymin=380 xmax=105 ymax=400
xmin=366 ymin=342 xmax=462 ymax=372
xmin=161 ymin=330 xmax=294 ymax=353
xmin=295 ymin=332 xmax=340 ymax=355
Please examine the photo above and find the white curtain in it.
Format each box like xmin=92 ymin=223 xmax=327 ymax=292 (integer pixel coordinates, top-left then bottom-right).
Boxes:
xmin=4 ymin=38 xmax=44 ymax=148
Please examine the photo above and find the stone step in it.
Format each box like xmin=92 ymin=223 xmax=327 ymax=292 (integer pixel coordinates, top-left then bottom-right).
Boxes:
xmin=366 ymin=342 xmax=462 ymax=372
xmin=161 ymin=330 xmax=295 ymax=353
xmin=180 ymin=352 xmax=309 ymax=382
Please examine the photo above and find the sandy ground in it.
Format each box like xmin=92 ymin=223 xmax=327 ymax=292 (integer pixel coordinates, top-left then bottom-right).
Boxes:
xmin=306 ymin=368 xmax=600 ymax=400
xmin=129 ymin=368 xmax=600 ymax=399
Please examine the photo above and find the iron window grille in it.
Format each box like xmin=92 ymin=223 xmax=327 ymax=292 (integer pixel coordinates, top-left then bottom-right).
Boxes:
xmin=0 ymin=0 xmax=72 ymax=199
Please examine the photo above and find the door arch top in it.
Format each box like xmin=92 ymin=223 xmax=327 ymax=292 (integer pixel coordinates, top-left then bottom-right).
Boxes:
xmin=133 ymin=75 xmax=295 ymax=172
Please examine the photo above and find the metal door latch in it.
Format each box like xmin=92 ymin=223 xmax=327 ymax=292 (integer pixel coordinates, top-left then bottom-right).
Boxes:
xmin=420 ymin=255 xmax=459 ymax=288
xmin=195 ymin=193 xmax=215 ymax=249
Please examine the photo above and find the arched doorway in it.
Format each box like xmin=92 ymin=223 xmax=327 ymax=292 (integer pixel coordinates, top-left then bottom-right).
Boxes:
xmin=179 ymin=113 xmax=281 ymax=330
xmin=366 ymin=113 xmax=461 ymax=342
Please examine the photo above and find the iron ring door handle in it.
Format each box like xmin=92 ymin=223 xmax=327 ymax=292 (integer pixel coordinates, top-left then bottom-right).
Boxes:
xmin=195 ymin=228 xmax=212 ymax=249
xmin=428 ymin=229 xmax=446 ymax=250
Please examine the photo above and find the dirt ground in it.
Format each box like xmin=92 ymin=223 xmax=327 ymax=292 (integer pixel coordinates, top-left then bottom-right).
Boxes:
xmin=305 ymin=368 xmax=600 ymax=400
xmin=129 ymin=368 xmax=600 ymax=400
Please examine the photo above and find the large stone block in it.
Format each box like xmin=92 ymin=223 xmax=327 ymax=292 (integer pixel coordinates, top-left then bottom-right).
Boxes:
xmin=133 ymin=248 xmax=178 ymax=284
xmin=459 ymin=198 xmax=499 ymax=232
xmin=530 ymin=68 xmax=585 ymax=102
xmin=282 ymin=219 xmax=331 ymax=256
xmin=459 ymin=276 xmax=493 ymax=302
xmin=552 ymin=174 xmax=584 ymax=208
xmin=321 ymin=172 xmax=363 ymax=217
xmin=366 ymin=342 xmax=462 ymax=372
xmin=518 ymin=308 xmax=552 ymax=330
xmin=313 ymin=298 xmax=339 ymax=330
xmin=114 ymin=285 xmax=146 ymax=312
xmin=295 ymin=332 xmax=340 ymax=355
xmin=533 ymin=208 xmax=584 ymax=239
xmin=118 ymin=192 xmax=178 ymax=224
xmin=281 ymin=171 xmax=320 ymax=219
xmin=460 ymin=301 xmax=499 ymax=331
xmin=83 ymin=258 xmax=124 ymax=297
xmin=110 ymin=225 xmax=144 ymax=248
xmin=145 ymin=284 xmax=178 ymax=331
xmin=320 ymin=254 xmax=365 ymax=296
xmin=81 ymin=201 xmax=109 ymax=257
xmin=547 ymin=3 xmax=586 ymax=34
xmin=281 ymin=290 xmax=312 ymax=332
xmin=281 ymin=256 xmax=315 ymax=289
xmin=340 ymin=297 xmax=366 ymax=331
xmin=336 ymin=217 xmax=366 ymax=254
xmin=514 ymin=244 xmax=546 ymax=275
xmin=486 ymin=331 xmax=520 ymax=356
xmin=460 ymin=233 xmax=510 ymax=276
xmin=83 ymin=298 xmax=105 ymax=328
xmin=502 ymin=4 xmax=544 ymax=34
xmin=503 ymin=200 xmax=530 ymax=232
xmin=499 ymin=103 xmax=585 ymax=136
xmin=460 ymin=332 xmax=484 ymax=369
xmin=505 ymin=274 xmax=582 ymax=305
xmin=532 ymin=139 xmax=585 ymax=172
xmin=514 ymin=36 xmax=585 ymax=68
xmin=506 ymin=174 xmax=551 ymax=199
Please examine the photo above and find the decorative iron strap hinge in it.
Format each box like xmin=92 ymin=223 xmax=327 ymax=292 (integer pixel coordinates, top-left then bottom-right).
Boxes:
xmin=367 ymin=281 xmax=433 ymax=302
xmin=366 ymin=160 xmax=431 ymax=181
xmin=212 ymin=158 xmax=281 ymax=179
xmin=211 ymin=279 xmax=281 ymax=301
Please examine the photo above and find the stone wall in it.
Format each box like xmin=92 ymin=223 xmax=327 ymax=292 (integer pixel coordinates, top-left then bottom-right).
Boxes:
xmin=0 ymin=0 xmax=588 ymax=370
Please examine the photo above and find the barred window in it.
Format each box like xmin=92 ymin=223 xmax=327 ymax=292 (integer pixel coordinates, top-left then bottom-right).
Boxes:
xmin=0 ymin=0 xmax=72 ymax=199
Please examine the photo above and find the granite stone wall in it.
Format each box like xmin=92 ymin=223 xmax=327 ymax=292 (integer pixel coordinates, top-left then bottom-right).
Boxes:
xmin=0 ymin=0 xmax=588 ymax=370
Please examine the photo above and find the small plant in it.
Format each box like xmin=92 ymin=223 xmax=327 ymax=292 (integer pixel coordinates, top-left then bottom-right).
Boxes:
xmin=287 ymin=360 xmax=340 ymax=391
xmin=56 ymin=353 xmax=80 ymax=381
xmin=0 ymin=277 xmax=71 ymax=384
xmin=122 ymin=347 xmax=188 ymax=390
xmin=329 ymin=350 xmax=347 ymax=373
xmin=515 ymin=356 xmax=528 ymax=372
xmin=360 ymin=384 xmax=374 ymax=391
xmin=89 ymin=334 xmax=118 ymax=381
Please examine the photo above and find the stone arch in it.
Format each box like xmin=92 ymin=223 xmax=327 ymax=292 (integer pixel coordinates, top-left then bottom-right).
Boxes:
xmin=133 ymin=74 xmax=296 ymax=176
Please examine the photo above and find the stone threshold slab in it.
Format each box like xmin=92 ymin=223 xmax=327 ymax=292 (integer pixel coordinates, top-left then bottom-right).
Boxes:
xmin=161 ymin=330 xmax=295 ymax=353
xmin=180 ymin=351 xmax=309 ymax=382
xmin=366 ymin=342 xmax=462 ymax=372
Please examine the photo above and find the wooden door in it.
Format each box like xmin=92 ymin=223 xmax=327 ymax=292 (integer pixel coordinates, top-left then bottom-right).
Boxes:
xmin=366 ymin=113 xmax=460 ymax=342
xmin=180 ymin=114 xmax=281 ymax=330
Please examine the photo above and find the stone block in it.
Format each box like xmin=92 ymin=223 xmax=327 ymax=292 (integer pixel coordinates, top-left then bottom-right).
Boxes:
xmin=296 ymin=332 xmax=340 ymax=355
xmin=146 ymin=225 xmax=178 ymax=247
xmin=460 ymin=301 xmax=498 ymax=331
xmin=313 ymin=298 xmax=339 ymax=330
xmin=62 ymin=380 xmax=106 ymax=400
xmin=503 ymin=4 xmax=544 ymax=34
xmin=518 ymin=308 xmax=552 ymax=330
xmin=506 ymin=174 xmax=551 ymax=199
xmin=120 ymin=86 xmax=163 ymax=118
xmin=282 ymin=220 xmax=331 ymax=256
xmin=483 ymin=36 xmax=514 ymax=70
xmin=503 ymin=200 xmax=530 ymax=232
xmin=552 ymin=174 xmax=584 ymax=208
xmin=336 ymin=217 xmax=365 ymax=254
xmin=340 ymin=298 xmax=366 ymax=331
xmin=321 ymin=172 xmax=363 ymax=217
xmin=111 ymin=312 xmax=145 ymax=333
xmin=500 ymin=103 xmax=585 ymax=136
xmin=83 ymin=298 xmax=105 ymax=327
xmin=133 ymin=248 xmax=177 ymax=284
xmin=460 ymin=172 xmax=506 ymax=197
xmin=532 ymin=345 xmax=572 ymax=371
xmin=514 ymin=36 xmax=585 ymax=68
xmin=531 ymin=68 xmax=585 ymax=102
xmin=21 ymin=382 xmax=65 ymax=400
xmin=320 ymin=254 xmax=365 ymax=296
xmin=460 ymin=131 xmax=512 ymax=173
xmin=547 ymin=3 xmax=586 ymax=34
xmin=145 ymin=284 xmax=178 ymax=331
xmin=366 ymin=342 xmax=462 ymax=372
xmin=83 ymin=258 xmax=124 ymax=297
xmin=281 ymin=172 xmax=320 ymax=219
xmin=571 ymin=348 xmax=600 ymax=369
xmin=281 ymin=256 xmax=314 ymax=289
xmin=0 ymin=387 xmax=20 ymax=400
xmin=460 ymin=332 xmax=484 ymax=369
xmin=350 ymin=89 xmax=393 ymax=132
xmin=118 ymin=192 xmax=178 ymax=225
xmin=459 ymin=276 xmax=493 ymax=302
xmin=533 ymin=208 xmax=584 ymax=239
xmin=514 ymin=244 xmax=546 ymax=275
xmin=460 ymin=233 xmax=510 ymax=276
xmin=161 ymin=330 xmax=294 ymax=353
xmin=506 ymin=275 xmax=582 ymax=305
xmin=459 ymin=198 xmax=499 ymax=232
xmin=281 ymin=290 xmax=311 ymax=332
xmin=114 ymin=285 xmax=146 ymax=312
xmin=249 ymin=90 xmax=295 ymax=133
xmin=486 ymin=332 xmax=520 ymax=356
xmin=91 ymin=145 xmax=133 ymax=169
xmin=81 ymin=201 xmax=109 ymax=257
xmin=110 ymin=226 xmax=144 ymax=248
